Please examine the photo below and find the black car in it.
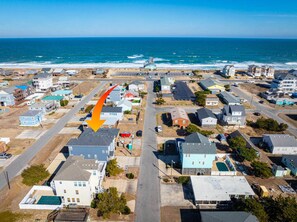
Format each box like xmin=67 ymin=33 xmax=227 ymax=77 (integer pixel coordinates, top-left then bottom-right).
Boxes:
xmin=0 ymin=153 xmax=12 ymax=159
xmin=136 ymin=130 xmax=143 ymax=137
xmin=254 ymin=112 xmax=261 ymax=116
xmin=259 ymin=100 xmax=264 ymax=104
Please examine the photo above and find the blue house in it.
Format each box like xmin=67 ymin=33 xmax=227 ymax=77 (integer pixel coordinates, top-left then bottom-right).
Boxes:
xmin=67 ymin=128 xmax=119 ymax=161
xmin=0 ymin=88 xmax=15 ymax=106
xmin=19 ymin=110 xmax=43 ymax=126
xmin=178 ymin=133 xmax=216 ymax=175
xmin=282 ymin=155 xmax=297 ymax=176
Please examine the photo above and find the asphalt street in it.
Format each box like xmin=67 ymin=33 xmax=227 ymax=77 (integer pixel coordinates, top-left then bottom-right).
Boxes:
xmin=135 ymin=81 xmax=161 ymax=222
xmin=0 ymin=82 xmax=107 ymax=190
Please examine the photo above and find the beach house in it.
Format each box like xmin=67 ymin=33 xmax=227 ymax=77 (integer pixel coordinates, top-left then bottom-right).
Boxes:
xmin=248 ymin=65 xmax=262 ymax=77
xmin=205 ymin=94 xmax=219 ymax=106
xmin=160 ymin=76 xmax=173 ymax=93
xmin=178 ymin=133 xmax=216 ymax=175
xmin=117 ymin=99 xmax=132 ymax=112
xmin=52 ymin=90 xmax=73 ymax=99
xmin=29 ymin=102 xmax=57 ymax=114
xmin=219 ymin=105 xmax=246 ymax=126
xmin=222 ymin=65 xmax=235 ymax=78
xmin=41 ymin=95 xmax=64 ymax=106
xmin=0 ymin=88 xmax=16 ymax=106
xmin=199 ymin=78 xmax=225 ymax=94
xmin=100 ymin=106 xmax=123 ymax=121
xmin=67 ymin=128 xmax=119 ymax=161
xmin=191 ymin=176 xmax=255 ymax=208
xmin=261 ymin=66 xmax=275 ymax=78
xmin=106 ymin=85 xmax=126 ymax=105
xmin=271 ymin=73 xmax=297 ymax=95
xmin=33 ymin=73 xmax=53 ymax=92
xmin=263 ymin=134 xmax=297 ymax=155
xmin=128 ymin=80 xmax=145 ymax=91
xmin=196 ymin=108 xmax=217 ymax=127
xmin=52 ymin=68 xmax=65 ymax=76
xmin=170 ymin=107 xmax=190 ymax=128
xmin=19 ymin=110 xmax=43 ymax=126
xmin=219 ymin=91 xmax=241 ymax=105
xmin=282 ymin=155 xmax=297 ymax=176
xmin=50 ymin=156 xmax=106 ymax=206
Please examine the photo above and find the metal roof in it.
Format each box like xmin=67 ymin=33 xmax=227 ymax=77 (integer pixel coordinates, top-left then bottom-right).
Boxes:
xmin=263 ymin=134 xmax=297 ymax=148
xmin=20 ymin=110 xmax=41 ymax=117
xmin=282 ymin=155 xmax=297 ymax=167
xmin=160 ymin=76 xmax=171 ymax=86
xmin=101 ymin=106 xmax=122 ymax=113
xmin=219 ymin=91 xmax=241 ymax=105
xmin=200 ymin=78 xmax=223 ymax=88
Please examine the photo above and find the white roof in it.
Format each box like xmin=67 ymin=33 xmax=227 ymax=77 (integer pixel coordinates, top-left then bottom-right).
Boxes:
xmin=191 ymin=176 xmax=255 ymax=201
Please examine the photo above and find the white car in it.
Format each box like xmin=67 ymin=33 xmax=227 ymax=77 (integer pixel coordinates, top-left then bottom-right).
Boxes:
xmin=156 ymin=125 xmax=162 ymax=132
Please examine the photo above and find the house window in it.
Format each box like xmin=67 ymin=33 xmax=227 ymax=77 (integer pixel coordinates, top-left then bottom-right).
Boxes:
xmin=78 ymin=182 xmax=82 ymax=187
xmin=72 ymin=198 xmax=75 ymax=202
xmin=75 ymin=190 xmax=79 ymax=195
xmin=59 ymin=181 xmax=62 ymax=184
xmin=67 ymin=198 xmax=70 ymax=202
xmin=74 ymin=182 xmax=77 ymax=186
xmin=64 ymin=190 xmax=66 ymax=193
xmin=93 ymin=171 xmax=96 ymax=175
xmin=192 ymin=161 xmax=194 ymax=165
xmin=76 ymin=198 xmax=80 ymax=203
xmin=87 ymin=154 xmax=91 ymax=158
xmin=83 ymin=182 xmax=86 ymax=187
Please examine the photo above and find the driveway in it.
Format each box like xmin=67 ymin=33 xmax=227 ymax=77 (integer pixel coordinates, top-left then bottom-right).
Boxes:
xmin=135 ymin=81 xmax=161 ymax=222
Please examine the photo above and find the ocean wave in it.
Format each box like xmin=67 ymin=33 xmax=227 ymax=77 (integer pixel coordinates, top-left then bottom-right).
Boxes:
xmin=35 ymin=56 xmax=43 ymax=58
xmin=127 ymin=54 xmax=143 ymax=59
xmin=0 ymin=61 xmax=296 ymax=70
xmin=154 ymin=57 xmax=169 ymax=62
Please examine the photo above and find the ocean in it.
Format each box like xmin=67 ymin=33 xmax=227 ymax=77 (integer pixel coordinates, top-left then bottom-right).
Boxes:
xmin=0 ymin=37 xmax=296 ymax=70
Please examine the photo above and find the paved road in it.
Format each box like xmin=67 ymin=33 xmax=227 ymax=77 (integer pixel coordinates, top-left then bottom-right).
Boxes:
xmin=0 ymin=82 xmax=107 ymax=190
xmin=135 ymin=81 xmax=160 ymax=222
xmin=231 ymin=86 xmax=297 ymax=137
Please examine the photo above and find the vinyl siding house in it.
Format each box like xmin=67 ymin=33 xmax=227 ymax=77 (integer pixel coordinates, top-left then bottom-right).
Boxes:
xmin=100 ymin=106 xmax=123 ymax=121
xmin=50 ymin=156 xmax=106 ymax=206
xmin=271 ymin=73 xmax=297 ymax=95
xmin=170 ymin=107 xmax=190 ymax=128
xmin=29 ymin=102 xmax=57 ymax=114
xmin=282 ymin=155 xmax=297 ymax=176
xmin=205 ymin=94 xmax=219 ymax=106
xmin=41 ymin=95 xmax=64 ymax=106
xmin=67 ymin=128 xmax=119 ymax=161
xmin=219 ymin=91 xmax=241 ymax=105
xmin=0 ymin=89 xmax=15 ymax=106
xmin=117 ymin=99 xmax=132 ymax=112
xmin=199 ymin=78 xmax=225 ymax=94
xmin=263 ymin=134 xmax=297 ymax=155
xmin=178 ymin=133 xmax=216 ymax=175
xmin=33 ymin=73 xmax=53 ymax=92
xmin=106 ymin=85 xmax=126 ymax=105
xmin=19 ymin=110 xmax=43 ymax=126
xmin=248 ymin=65 xmax=262 ymax=78
xmin=128 ymin=80 xmax=145 ymax=91
xmin=222 ymin=65 xmax=235 ymax=78
xmin=15 ymin=85 xmax=33 ymax=98
xmin=219 ymin=105 xmax=246 ymax=126
xmin=160 ymin=76 xmax=173 ymax=93
xmin=196 ymin=108 xmax=217 ymax=127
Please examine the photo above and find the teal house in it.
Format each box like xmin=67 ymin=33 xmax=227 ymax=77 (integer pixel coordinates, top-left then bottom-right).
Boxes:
xmin=178 ymin=133 xmax=216 ymax=175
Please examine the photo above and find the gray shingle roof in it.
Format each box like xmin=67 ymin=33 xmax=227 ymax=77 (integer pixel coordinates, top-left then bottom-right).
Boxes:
xmin=282 ymin=155 xmax=297 ymax=167
xmin=20 ymin=110 xmax=41 ymax=117
xmin=67 ymin=128 xmax=119 ymax=146
xmin=264 ymin=134 xmax=297 ymax=147
xmin=200 ymin=78 xmax=223 ymax=88
xmin=182 ymin=133 xmax=216 ymax=154
xmin=196 ymin=108 xmax=216 ymax=120
xmin=160 ymin=76 xmax=171 ymax=86
xmin=52 ymin=156 xmax=104 ymax=181
xmin=219 ymin=91 xmax=241 ymax=104
xmin=34 ymin=72 xmax=51 ymax=79
xmin=200 ymin=211 xmax=259 ymax=222
xmin=223 ymin=105 xmax=246 ymax=116
xmin=101 ymin=106 xmax=122 ymax=113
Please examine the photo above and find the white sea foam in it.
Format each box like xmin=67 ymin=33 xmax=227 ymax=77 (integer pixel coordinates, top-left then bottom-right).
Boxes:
xmin=0 ymin=61 xmax=296 ymax=70
xmin=127 ymin=54 xmax=143 ymax=59
xmin=35 ymin=56 xmax=43 ymax=58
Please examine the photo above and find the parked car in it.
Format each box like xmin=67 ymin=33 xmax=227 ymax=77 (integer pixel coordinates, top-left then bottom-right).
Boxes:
xmin=136 ymin=130 xmax=142 ymax=137
xmin=155 ymin=125 xmax=162 ymax=132
xmin=259 ymin=100 xmax=264 ymax=104
xmin=254 ymin=112 xmax=261 ymax=116
xmin=0 ymin=153 xmax=12 ymax=159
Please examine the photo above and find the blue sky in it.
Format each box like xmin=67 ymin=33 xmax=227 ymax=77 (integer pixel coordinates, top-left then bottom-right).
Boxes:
xmin=0 ymin=0 xmax=297 ymax=38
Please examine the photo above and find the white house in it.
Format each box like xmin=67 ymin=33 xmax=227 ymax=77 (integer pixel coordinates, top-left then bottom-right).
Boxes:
xmin=32 ymin=73 xmax=53 ymax=92
xmin=222 ymin=65 xmax=235 ymax=77
xmin=100 ymin=106 xmax=123 ymax=121
xmin=128 ymin=80 xmax=145 ymax=91
xmin=196 ymin=108 xmax=217 ymax=127
xmin=117 ymin=99 xmax=132 ymax=112
xmin=220 ymin=105 xmax=246 ymax=126
xmin=66 ymin=70 xmax=78 ymax=76
xmin=263 ymin=134 xmax=297 ymax=155
xmin=50 ymin=156 xmax=106 ymax=206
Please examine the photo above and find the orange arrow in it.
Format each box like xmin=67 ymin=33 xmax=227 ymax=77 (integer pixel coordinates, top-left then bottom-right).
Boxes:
xmin=86 ymin=84 xmax=118 ymax=132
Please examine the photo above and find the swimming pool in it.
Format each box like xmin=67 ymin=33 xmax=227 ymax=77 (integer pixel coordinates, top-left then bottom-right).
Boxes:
xmin=37 ymin=196 xmax=62 ymax=205
xmin=216 ymin=162 xmax=229 ymax=171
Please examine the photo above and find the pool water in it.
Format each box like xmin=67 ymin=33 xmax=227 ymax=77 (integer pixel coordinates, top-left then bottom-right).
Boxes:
xmin=216 ymin=162 xmax=229 ymax=171
xmin=37 ymin=196 xmax=62 ymax=205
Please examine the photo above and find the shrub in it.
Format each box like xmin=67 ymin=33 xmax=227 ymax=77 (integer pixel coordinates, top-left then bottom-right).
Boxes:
xmin=177 ymin=176 xmax=190 ymax=184
xmin=163 ymin=178 xmax=169 ymax=183
xmin=247 ymin=118 xmax=288 ymax=132
xmin=251 ymin=161 xmax=273 ymax=178
xmin=60 ymin=100 xmax=69 ymax=107
xmin=228 ymin=136 xmax=246 ymax=150
xmin=186 ymin=123 xmax=213 ymax=136
xmin=21 ymin=164 xmax=50 ymax=186
xmin=124 ymin=110 xmax=132 ymax=114
xmin=195 ymin=90 xmax=210 ymax=106
xmin=126 ymin=173 xmax=134 ymax=179
xmin=85 ymin=104 xmax=94 ymax=113
xmin=155 ymin=98 xmax=165 ymax=105
xmin=238 ymin=147 xmax=257 ymax=162
xmin=106 ymin=159 xmax=123 ymax=176
xmin=121 ymin=206 xmax=131 ymax=215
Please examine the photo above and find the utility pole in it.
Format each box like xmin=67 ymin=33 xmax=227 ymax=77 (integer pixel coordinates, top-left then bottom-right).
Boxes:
xmin=4 ymin=171 xmax=10 ymax=189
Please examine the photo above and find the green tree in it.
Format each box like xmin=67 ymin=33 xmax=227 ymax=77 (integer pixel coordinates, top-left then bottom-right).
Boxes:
xmin=195 ymin=91 xmax=210 ymax=106
xmin=106 ymin=159 xmax=123 ymax=176
xmin=249 ymin=118 xmax=288 ymax=132
xmin=228 ymin=136 xmax=246 ymax=150
xmin=60 ymin=100 xmax=69 ymax=107
xmin=155 ymin=97 xmax=165 ymax=105
xmin=96 ymin=187 xmax=130 ymax=219
xmin=251 ymin=161 xmax=273 ymax=178
xmin=234 ymin=198 xmax=269 ymax=222
xmin=186 ymin=123 xmax=213 ymax=136
xmin=238 ymin=147 xmax=257 ymax=162
xmin=224 ymin=84 xmax=231 ymax=91
xmin=85 ymin=104 xmax=94 ymax=113
xmin=124 ymin=110 xmax=132 ymax=114
xmin=21 ymin=164 xmax=50 ymax=186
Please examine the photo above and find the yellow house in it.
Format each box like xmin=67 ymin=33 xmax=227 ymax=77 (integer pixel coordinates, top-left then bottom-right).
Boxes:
xmin=200 ymin=78 xmax=225 ymax=94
